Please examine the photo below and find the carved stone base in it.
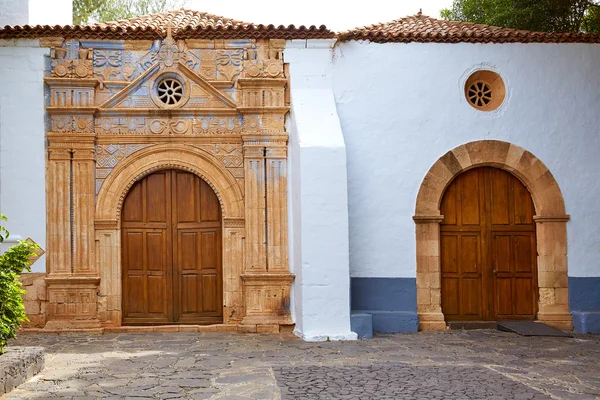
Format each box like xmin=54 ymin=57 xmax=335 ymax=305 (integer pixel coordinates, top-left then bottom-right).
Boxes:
xmin=418 ymin=312 xmax=448 ymax=331
xmin=537 ymin=312 xmax=574 ymax=331
xmin=45 ymin=276 xmax=101 ymax=329
xmin=241 ymin=273 xmax=294 ymax=325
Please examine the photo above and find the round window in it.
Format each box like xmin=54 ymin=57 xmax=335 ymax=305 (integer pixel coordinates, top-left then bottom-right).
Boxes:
xmin=464 ymin=70 xmax=505 ymax=112
xmin=157 ymin=77 xmax=184 ymax=105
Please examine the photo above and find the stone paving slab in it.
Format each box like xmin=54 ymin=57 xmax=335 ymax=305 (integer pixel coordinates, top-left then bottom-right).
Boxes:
xmin=2 ymin=330 xmax=600 ymax=399
xmin=275 ymin=364 xmax=551 ymax=400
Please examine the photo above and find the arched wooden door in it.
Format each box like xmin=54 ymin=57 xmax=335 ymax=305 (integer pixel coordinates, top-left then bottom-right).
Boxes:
xmin=440 ymin=167 xmax=538 ymax=321
xmin=121 ymin=170 xmax=223 ymax=325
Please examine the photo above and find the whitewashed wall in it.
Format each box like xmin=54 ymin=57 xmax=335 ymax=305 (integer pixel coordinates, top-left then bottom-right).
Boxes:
xmin=0 ymin=40 xmax=47 ymax=272
xmin=286 ymin=39 xmax=356 ymax=341
xmin=331 ymin=41 xmax=600 ymax=279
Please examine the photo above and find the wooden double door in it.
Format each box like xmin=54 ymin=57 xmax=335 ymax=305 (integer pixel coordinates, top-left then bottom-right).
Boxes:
xmin=121 ymin=170 xmax=223 ymax=325
xmin=440 ymin=167 xmax=538 ymax=321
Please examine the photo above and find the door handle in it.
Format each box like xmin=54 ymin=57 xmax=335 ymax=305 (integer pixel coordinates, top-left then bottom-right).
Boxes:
xmin=493 ymin=270 xmax=498 ymax=274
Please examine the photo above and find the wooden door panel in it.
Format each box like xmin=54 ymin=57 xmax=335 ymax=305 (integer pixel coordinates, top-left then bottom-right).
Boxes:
xmin=122 ymin=183 xmax=143 ymax=222
xmin=514 ymin=234 xmax=534 ymax=273
xmin=515 ymin=278 xmax=534 ymax=315
xmin=441 ymin=167 xmax=537 ymax=322
xmin=146 ymin=232 xmax=167 ymax=271
xmin=460 ymin=170 xmax=481 ymax=226
xmin=441 ymin=278 xmax=459 ymax=316
xmin=493 ymin=235 xmax=511 ymax=273
xmin=202 ymin=275 xmax=218 ymax=312
xmin=174 ymin=171 xmax=198 ymax=223
xmin=441 ymin=235 xmax=458 ymax=274
xmin=495 ymin=277 xmax=513 ymax=316
xmin=146 ymin=172 xmax=169 ymax=223
xmin=124 ymin=232 xmax=144 ymax=271
xmin=201 ymin=231 xmax=218 ymax=270
xmin=200 ymin=179 xmax=220 ymax=222
xmin=122 ymin=170 xmax=222 ymax=325
xmin=490 ymin=168 xmax=510 ymax=226
xmin=460 ymin=235 xmax=479 ymax=274
xmin=513 ymin=179 xmax=534 ymax=225
xmin=461 ymin=278 xmax=482 ymax=317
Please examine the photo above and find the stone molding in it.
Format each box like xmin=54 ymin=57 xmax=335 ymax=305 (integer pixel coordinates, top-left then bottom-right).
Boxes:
xmin=414 ymin=140 xmax=572 ymax=331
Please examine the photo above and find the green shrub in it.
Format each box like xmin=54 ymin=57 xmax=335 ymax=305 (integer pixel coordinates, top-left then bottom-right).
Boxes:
xmin=0 ymin=214 xmax=39 ymax=355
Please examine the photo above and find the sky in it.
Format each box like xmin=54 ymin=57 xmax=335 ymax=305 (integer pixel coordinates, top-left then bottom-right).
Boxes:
xmin=25 ymin=0 xmax=454 ymax=30
xmin=186 ymin=0 xmax=454 ymax=31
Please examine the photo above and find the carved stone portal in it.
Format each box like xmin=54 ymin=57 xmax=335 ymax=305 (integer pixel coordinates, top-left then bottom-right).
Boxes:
xmin=43 ymin=34 xmax=293 ymax=331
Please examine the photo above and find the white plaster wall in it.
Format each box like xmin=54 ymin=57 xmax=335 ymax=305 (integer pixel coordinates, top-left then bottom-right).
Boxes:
xmin=286 ymin=39 xmax=356 ymax=341
xmin=0 ymin=40 xmax=47 ymax=272
xmin=332 ymin=41 xmax=600 ymax=279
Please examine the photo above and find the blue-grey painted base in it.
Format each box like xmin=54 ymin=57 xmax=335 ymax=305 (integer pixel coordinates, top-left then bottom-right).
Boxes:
xmin=351 ymin=278 xmax=418 ymax=334
xmin=368 ymin=311 xmax=418 ymax=333
xmin=569 ymin=277 xmax=600 ymax=334
xmin=572 ymin=311 xmax=600 ymax=334
xmin=350 ymin=313 xmax=373 ymax=339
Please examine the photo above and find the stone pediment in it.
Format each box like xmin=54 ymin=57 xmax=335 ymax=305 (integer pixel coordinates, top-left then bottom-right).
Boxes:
xmin=99 ymin=62 xmax=237 ymax=112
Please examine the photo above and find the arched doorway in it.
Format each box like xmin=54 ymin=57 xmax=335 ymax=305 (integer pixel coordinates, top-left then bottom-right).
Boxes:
xmin=121 ymin=169 xmax=223 ymax=325
xmin=440 ymin=167 xmax=537 ymax=322
xmin=414 ymin=140 xmax=572 ymax=331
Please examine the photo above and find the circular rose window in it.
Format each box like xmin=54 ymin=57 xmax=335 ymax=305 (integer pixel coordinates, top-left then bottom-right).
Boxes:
xmin=464 ymin=70 xmax=505 ymax=112
xmin=157 ymin=78 xmax=184 ymax=105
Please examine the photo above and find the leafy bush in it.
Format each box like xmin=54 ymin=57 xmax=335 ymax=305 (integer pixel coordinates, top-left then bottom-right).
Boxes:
xmin=0 ymin=214 xmax=38 ymax=355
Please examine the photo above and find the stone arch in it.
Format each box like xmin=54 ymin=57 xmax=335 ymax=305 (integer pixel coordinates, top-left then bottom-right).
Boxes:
xmin=94 ymin=144 xmax=245 ymax=326
xmin=96 ymin=143 xmax=244 ymax=221
xmin=414 ymin=140 xmax=572 ymax=331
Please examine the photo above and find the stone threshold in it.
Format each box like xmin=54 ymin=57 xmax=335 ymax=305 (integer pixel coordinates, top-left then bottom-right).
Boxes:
xmin=19 ymin=323 xmax=294 ymax=335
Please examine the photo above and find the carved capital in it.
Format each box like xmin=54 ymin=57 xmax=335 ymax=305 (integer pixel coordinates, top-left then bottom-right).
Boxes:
xmin=48 ymin=148 xmax=72 ymax=160
xmin=265 ymin=146 xmax=287 ymax=158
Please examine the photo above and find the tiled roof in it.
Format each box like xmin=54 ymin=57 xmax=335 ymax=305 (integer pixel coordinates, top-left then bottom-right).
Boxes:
xmin=338 ymin=13 xmax=600 ymax=44
xmin=0 ymin=9 xmax=335 ymax=40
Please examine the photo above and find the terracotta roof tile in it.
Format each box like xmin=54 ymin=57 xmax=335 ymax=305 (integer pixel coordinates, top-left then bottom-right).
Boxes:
xmin=339 ymin=13 xmax=600 ymax=44
xmin=0 ymin=9 xmax=335 ymax=40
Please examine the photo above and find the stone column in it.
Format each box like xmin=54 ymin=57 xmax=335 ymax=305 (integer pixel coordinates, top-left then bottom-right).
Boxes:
xmin=222 ymin=218 xmax=245 ymax=323
xmin=46 ymin=147 xmax=72 ymax=275
xmin=265 ymin=144 xmax=288 ymax=272
xmin=72 ymin=145 xmax=96 ymax=275
xmin=534 ymin=215 xmax=573 ymax=330
xmin=95 ymin=219 xmax=120 ymax=326
xmin=413 ymin=215 xmax=447 ymax=330
xmin=242 ymin=138 xmax=267 ymax=272
xmin=45 ymin=136 xmax=101 ymax=330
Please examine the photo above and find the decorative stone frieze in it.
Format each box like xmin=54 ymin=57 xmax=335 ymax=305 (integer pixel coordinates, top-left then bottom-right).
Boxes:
xmin=42 ymin=35 xmax=293 ymax=330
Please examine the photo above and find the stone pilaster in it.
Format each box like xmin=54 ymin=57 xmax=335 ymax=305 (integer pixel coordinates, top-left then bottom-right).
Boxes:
xmin=222 ymin=218 xmax=245 ymax=323
xmin=534 ymin=215 xmax=573 ymax=330
xmin=414 ymin=215 xmax=447 ymax=331
xmin=46 ymin=147 xmax=72 ymax=275
xmin=265 ymin=144 xmax=288 ymax=272
xmin=243 ymin=137 xmax=267 ymax=272
xmin=72 ymin=146 xmax=96 ymax=275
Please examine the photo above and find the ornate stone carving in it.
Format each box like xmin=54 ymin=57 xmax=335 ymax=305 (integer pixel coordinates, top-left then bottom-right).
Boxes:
xmin=43 ymin=36 xmax=293 ymax=331
xmin=95 ymin=144 xmax=153 ymax=194
xmin=51 ymin=46 xmax=93 ymax=79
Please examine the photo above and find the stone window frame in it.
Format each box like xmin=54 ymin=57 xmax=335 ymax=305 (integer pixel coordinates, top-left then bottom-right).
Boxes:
xmin=414 ymin=140 xmax=572 ymax=331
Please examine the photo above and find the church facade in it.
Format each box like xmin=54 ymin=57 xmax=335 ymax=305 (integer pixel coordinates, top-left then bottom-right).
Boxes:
xmin=0 ymin=9 xmax=599 ymax=339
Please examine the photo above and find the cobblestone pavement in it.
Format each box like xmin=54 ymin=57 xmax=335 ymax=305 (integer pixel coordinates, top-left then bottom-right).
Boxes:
xmin=3 ymin=330 xmax=600 ymax=399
